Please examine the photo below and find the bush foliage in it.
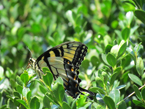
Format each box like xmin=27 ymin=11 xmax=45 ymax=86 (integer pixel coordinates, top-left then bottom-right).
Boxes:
xmin=1 ymin=0 xmax=145 ymax=109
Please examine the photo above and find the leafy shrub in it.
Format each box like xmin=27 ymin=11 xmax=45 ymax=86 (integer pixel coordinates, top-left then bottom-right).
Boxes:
xmin=1 ymin=0 xmax=145 ymax=109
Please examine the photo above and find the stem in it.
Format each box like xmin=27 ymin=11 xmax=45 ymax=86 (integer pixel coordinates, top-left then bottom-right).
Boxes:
xmin=117 ymin=84 xmax=145 ymax=105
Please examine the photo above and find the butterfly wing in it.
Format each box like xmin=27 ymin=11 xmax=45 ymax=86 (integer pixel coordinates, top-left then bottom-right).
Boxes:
xmin=35 ymin=41 xmax=90 ymax=98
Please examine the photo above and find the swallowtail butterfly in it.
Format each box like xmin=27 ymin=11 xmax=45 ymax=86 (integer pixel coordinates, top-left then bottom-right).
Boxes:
xmin=28 ymin=41 xmax=94 ymax=98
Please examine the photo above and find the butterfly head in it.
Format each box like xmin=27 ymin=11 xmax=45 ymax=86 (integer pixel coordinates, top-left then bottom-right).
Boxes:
xmin=27 ymin=57 xmax=36 ymax=70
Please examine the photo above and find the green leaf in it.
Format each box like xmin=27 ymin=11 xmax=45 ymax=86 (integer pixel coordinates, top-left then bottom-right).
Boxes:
xmin=102 ymin=71 xmax=108 ymax=85
xmin=22 ymin=88 xmax=30 ymax=99
xmin=77 ymin=95 xmax=87 ymax=107
xmin=106 ymin=53 xmax=116 ymax=67
xmin=118 ymin=41 xmax=127 ymax=57
xmin=6 ymin=68 xmax=13 ymax=78
xmin=116 ymin=85 xmax=126 ymax=90
xmin=17 ymin=27 xmax=25 ymax=41
xmin=103 ymin=96 xmax=115 ymax=109
xmin=133 ymin=85 xmax=142 ymax=100
xmin=27 ymin=91 xmax=31 ymax=102
xmin=128 ymin=73 xmax=142 ymax=86
xmin=55 ymin=77 xmax=63 ymax=86
xmin=42 ymin=67 xmax=51 ymax=75
xmin=142 ymin=73 xmax=145 ymax=83
xmin=136 ymin=57 xmax=144 ymax=76
xmin=39 ymin=85 xmax=48 ymax=94
xmin=16 ymin=85 xmax=23 ymax=94
xmin=81 ymin=59 xmax=89 ymax=70
xmin=0 ymin=66 xmax=4 ymax=78
xmin=16 ymin=76 xmax=23 ymax=86
xmin=114 ymin=67 xmax=121 ymax=74
xmin=101 ymin=54 xmax=109 ymax=66
xmin=95 ymin=77 xmax=104 ymax=87
xmin=71 ymin=99 xmax=77 ymax=109
xmin=66 ymin=10 xmax=75 ymax=26
xmin=43 ymin=95 xmax=51 ymax=108
xmin=110 ymin=72 xmax=120 ymax=86
xmin=30 ymin=97 xmax=40 ymax=109
xmin=14 ymin=91 xmax=20 ymax=99
xmin=122 ymin=54 xmax=131 ymax=69
xmin=31 ymin=23 xmax=41 ymax=34
xmin=133 ymin=100 xmax=145 ymax=108
xmin=110 ymin=45 xmax=119 ymax=57
xmin=20 ymin=72 xmax=29 ymax=85
xmin=118 ymin=101 xmax=127 ymax=109
xmin=91 ymin=56 xmax=100 ymax=67
xmin=121 ymin=27 xmax=130 ymax=41
xmin=141 ymin=87 xmax=145 ymax=100
xmin=134 ymin=10 xmax=145 ymax=24
xmin=62 ymin=102 xmax=71 ymax=109
xmin=74 ymin=26 xmax=81 ymax=33
xmin=89 ymin=87 xmax=105 ymax=94
xmin=8 ymin=99 xmax=17 ymax=109
xmin=52 ymin=83 xmax=65 ymax=103
xmin=109 ymin=89 xmax=120 ymax=104
xmin=0 ymin=104 xmax=7 ymax=109
xmin=16 ymin=99 xmax=28 ymax=108
xmin=42 ymin=67 xmax=53 ymax=87
xmin=105 ymin=44 xmax=112 ymax=53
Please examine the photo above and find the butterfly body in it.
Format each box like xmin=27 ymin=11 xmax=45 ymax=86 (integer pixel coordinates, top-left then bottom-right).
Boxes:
xmin=28 ymin=41 xmax=94 ymax=98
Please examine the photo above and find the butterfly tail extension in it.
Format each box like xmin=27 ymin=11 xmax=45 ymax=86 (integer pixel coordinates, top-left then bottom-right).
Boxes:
xmin=79 ymin=87 xmax=95 ymax=99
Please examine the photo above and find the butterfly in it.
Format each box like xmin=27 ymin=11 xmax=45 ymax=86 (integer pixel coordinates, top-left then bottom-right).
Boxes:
xmin=28 ymin=41 xmax=95 ymax=98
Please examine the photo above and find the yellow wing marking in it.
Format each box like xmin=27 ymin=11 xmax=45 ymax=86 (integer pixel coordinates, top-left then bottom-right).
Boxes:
xmin=49 ymin=51 xmax=56 ymax=57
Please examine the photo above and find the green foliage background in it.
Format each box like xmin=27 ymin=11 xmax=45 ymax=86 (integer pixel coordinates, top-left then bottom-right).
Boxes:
xmin=1 ymin=0 xmax=145 ymax=109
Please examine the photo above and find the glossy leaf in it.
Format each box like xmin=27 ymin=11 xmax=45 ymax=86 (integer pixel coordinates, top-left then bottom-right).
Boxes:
xmin=43 ymin=95 xmax=51 ymax=108
xmin=42 ymin=67 xmax=53 ymax=87
xmin=103 ymin=96 xmax=116 ymax=109
xmin=141 ymin=87 xmax=145 ymax=100
xmin=27 ymin=91 xmax=31 ymax=102
xmin=128 ymin=73 xmax=142 ymax=86
xmin=16 ymin=85 xmax=23 ymax=94
xmin=30 ymin=97 xmax=40 ymax=109
xmin=106 ymin=53 xmax=116 ymax=67
xmin=110 ymin=45 xmax=119 ymax=57
xmin=133 ymin=85 xmax=142 ymax=100
xmin=109 ymin=89 xmax=120 ymax=104
xmin=134 ymin=10 xmax=145 ymax=24
xmin=55 ymin=77 xmax=64 ymax=86
xmin=16 ymin=99 xmax=28 ymax=108
xmin=62 ymin=101 xmax=71 ymax=109
xmin=105 ymin=44 xmax=112 ymax=53
xmin=118 ymin=101 xmax=127 ymax=109
xmin=110 ymin=72 xmax=120 ymax=86
xmin=52 ymin=83 xmax=65 ymax=103
xmin=20 ymin=72 xmax=29 ymax=85
xmin=89 ymin=87 xmax=105 ymax=94
xmin=8 ymin=99 xmax=17 ymax=109
xmin=39 ymin=85 xmax=48 ymax=94
xmin=121 ymin=27 xmax=130 ymax=41
xmin=95 ymin=77 xmax=104 ymax=87
xmin=133 ymin=100 xmax=145 ymax=108
xmin=81 ymin=59 xmax=90 ymax=70
xmin=118 ymin=41 xmax=127 ymax=57
xmin=136 ymin=57 xmax=144 ymax=76
xmin=122 ymin=54 xmax=131 ymax=68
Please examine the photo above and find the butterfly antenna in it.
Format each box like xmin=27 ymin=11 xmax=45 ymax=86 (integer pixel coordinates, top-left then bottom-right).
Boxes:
xmin=26 ymin=46 xmax=32 ymax=59
xmin=23 ymin=44 xmax=33 ymax=69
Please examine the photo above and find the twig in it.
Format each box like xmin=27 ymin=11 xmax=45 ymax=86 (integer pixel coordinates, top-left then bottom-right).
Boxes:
xmin=117 ymin=84 xmax=145 ymax=105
